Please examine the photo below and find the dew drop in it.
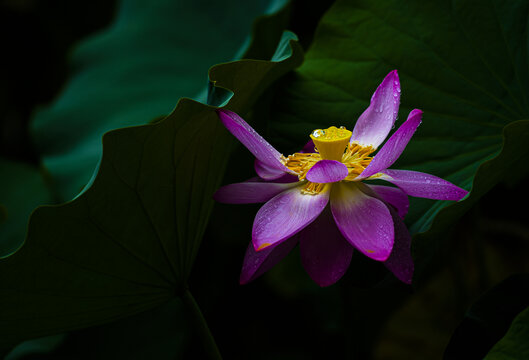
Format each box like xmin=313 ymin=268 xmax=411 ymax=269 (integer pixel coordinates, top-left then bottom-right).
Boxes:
xmin=312 ymin=129 xmax=326 ymax=138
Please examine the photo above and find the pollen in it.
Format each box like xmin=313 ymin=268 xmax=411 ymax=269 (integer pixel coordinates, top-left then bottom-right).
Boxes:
xmin=310 ymin=126 xmax=352 ymax=161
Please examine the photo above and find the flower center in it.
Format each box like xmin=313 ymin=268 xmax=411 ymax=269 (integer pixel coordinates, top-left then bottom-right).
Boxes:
xmin=282 ymin=127 xmax=375 ymax=194
xmin=310 ymin=126 xmax=352 ymax=161
xmin=341 ymin=142 xmax=375 ymax=180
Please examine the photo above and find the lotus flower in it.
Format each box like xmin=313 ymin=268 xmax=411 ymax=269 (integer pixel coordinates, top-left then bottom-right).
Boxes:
xmin=214 ymin=70 xmax=468 ymax=287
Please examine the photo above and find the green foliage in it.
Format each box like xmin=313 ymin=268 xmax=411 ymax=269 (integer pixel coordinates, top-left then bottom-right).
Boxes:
xmin=31 ymin=0 xmax=276 ymax=202
xmin=0 ymin=160 xmax=54 ymax=257
xmin=486 ymin=307 xmax=529 ymax=359
xmin=444 ymin=274 xmax=529 ymax=359
xmin=268 ymin=0 xmax=529 ymax=281
xmin=0 ymin=30 xmax=303 ymax=349
xmin=0 ymin=0 xmax=286 ymax=257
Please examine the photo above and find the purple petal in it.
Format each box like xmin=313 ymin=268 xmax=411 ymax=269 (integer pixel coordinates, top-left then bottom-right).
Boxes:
xmin=254 ymin=159 xmax=286 ymax=180
xmin=252 ymin=184 xmax=330 ymax=251
xmin=214 ymin=181 xmax=300 ymax=204
xmin=384 ymin=208 xmax=414 ymax=284
xmin=330 ymin=182 xmax=394 ymax=261
xmin=368 ymin=185 xmax=409 ymax=219
xmin=301 ymin=139 xmax=316 ymax=153
xmin=351 ymin=70 xmax=401 ymax=149
xmin=380 ymin=169 xmax=469 ymax=201
xmin=217 ymin=109 xmax=289 ymax=172
xmin=305 ymin=160 xmax=349 ymax=183
xmin=360 ymin=109 xmax=422 ymax=178
xmin=240 ymin=237 xmax=298 ymax=284
xmin=299 ymin=208 xmax=353 ymax=287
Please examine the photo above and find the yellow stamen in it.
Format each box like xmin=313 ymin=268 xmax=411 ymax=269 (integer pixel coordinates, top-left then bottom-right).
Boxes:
xmin=342 ymin=142 xmax=375 ymax=181
xmin=310 ymin=126 xmax=352 ymax=161
xmin=282 ymin=129 xmax=375 ymax=185
xmin=301 ymin=182 xmax=326 ymax=195
xmin=284 ymin=152 xmax=321 ymax=181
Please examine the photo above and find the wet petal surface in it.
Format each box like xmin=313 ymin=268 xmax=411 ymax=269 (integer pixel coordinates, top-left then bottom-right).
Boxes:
xmin=218 ymin=109 xmax=289 ymax=172
xmin=368 ymin=184 xmax=409 ymax=219
xmin=360 ymin=109 xmax=422 ymax=178
xmin=380 ymin=169 xmax=468 ymax=201
xmin=330 ymin=182 xmax=394 ymax=261
xmin=252 ymin=184 xmax=330 ymax=251
xmin=351 ymin=70 xmax=401 ymax=149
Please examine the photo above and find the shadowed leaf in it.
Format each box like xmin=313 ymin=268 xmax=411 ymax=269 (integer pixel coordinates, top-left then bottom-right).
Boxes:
xmin=0 ymin=32 xmax=303 ymax=349
xmin=444 ymin=274 xmax=529 ymax=359
xmin=485 ymin=306 xmax=529 ymax=359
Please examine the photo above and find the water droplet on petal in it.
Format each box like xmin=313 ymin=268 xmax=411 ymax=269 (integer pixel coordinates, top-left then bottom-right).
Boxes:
xmin=312 ymin=129 xmax=326 ymax=138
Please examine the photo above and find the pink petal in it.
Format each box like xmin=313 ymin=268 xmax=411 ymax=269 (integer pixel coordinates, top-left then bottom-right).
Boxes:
xmin=368 ymin=185 xmax=409 ymax=219
xmin=217 ymin=109 xmax=289 ymax=172
xmin=380 ymin=169 xmax=469 ymax=201
xmin=299 ymin=208 xmax=353 ymax=287
xmin=240 ymin=237 xmax=298 ymax=284
xmin=252 ymin=184 xmax=330 ymax=251
xmin=214 ymin=181 xmax=300 ymax=204
xmin=330 ymin=182 xmax=394 ymax=261
xmin=351 ymin=70 xmax=401 ymax=149
xmin=305 ymin=160 xmax=349 ymax=183
xmin=384 ymin=208 xmax=414 ymax=284
xmin=360 ymin=109 xmax=422 ymax=178
xmin=254 ymin=159 xmax=286 ymax=180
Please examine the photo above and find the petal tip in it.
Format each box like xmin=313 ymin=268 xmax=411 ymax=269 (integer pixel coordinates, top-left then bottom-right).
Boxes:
xmin=409 ymin=108 xmax=423 ymax=117
xmin=254 ymin=242 xmax=272 ymax=252
xmin=369 ymin=249 xmax=392 ymax=262
xmin=315 ymin=279 xmax=337 ymax=288
xmin=388 ymin=69 xmax=399 ymax=85
xmin=456 ymin=188 xmax=470 ymax=201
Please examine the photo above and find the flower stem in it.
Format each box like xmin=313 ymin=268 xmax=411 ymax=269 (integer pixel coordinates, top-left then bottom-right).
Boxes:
xmin=182 ymin=289 xmax=223 ymax=360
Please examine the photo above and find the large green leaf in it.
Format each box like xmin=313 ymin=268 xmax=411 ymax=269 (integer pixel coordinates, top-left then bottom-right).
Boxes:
xmin=1 ymin=0 xmax=287 ymax=256
xmin=268 ymin=0 xmax=529 ymax=280
xmin=0 ymin=32 xmax=303 ymax=349
xmin=31 ymin=0 xmax=279 ymax=202
xmin=0 ymin=160 xmax=55 ymax=257
xmin=486 ymin=306 xmax=529 ymax=359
